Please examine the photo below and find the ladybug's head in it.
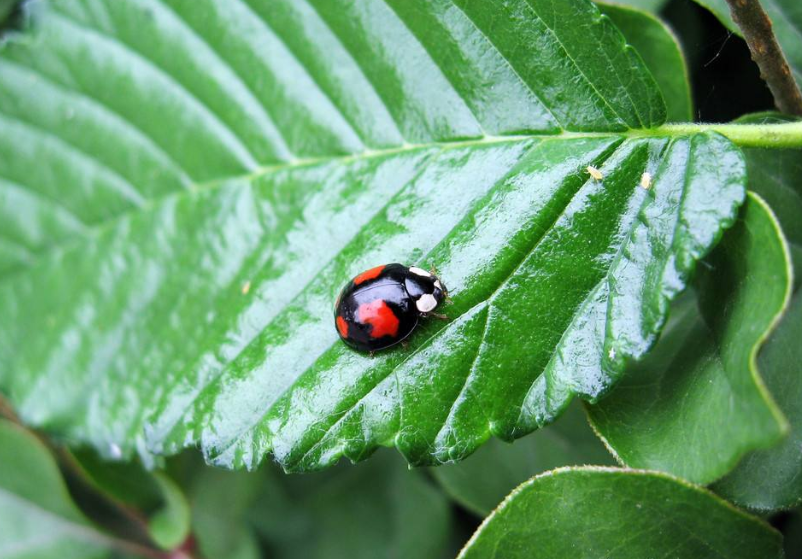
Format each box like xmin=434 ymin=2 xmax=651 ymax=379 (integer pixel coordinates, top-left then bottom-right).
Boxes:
xmin=406 ymin=266 xmax=448 ymax=314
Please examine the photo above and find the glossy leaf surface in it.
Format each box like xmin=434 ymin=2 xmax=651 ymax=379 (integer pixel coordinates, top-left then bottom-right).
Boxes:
xmin=432 ymin=402 xmax=613 ymax=516
xmin=587 ymin=194 xmax=791 ymax=485
xmin=693 ymin=0 xmax=802 ymax=89
xmin=0 ymin=0 xmax=748 ymax=471
xmin=457 ymin=467 xmax=784 ymax=559
xmin=0 ymin=420 xmax=114 ymax=559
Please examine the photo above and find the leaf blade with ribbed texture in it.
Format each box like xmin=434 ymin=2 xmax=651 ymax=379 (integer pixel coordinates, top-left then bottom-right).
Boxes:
xmin=0 ymin=0 xmax=748 ymax=472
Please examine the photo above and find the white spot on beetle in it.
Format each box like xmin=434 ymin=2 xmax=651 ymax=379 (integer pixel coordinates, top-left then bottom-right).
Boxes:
xmin=434 ymin=280 xmax=443 ymax=290
xmin=409 ymin=266 xmax=431 ymax=278
xmin=416 ymin=293 xmax=438 ymax=313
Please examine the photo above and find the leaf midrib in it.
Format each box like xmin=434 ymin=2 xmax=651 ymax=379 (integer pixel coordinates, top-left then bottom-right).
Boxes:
xmin=0 ymin=131 xmax=641 ymax=284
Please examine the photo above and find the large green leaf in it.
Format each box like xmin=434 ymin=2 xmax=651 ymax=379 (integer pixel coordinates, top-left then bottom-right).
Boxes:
xmin=432 ymin=402 xmax=613 ymax=516
xmin=586 ymin=193 xmax=791 ymax=485
xmin=598 ymin=2 xmax=693 ymax=122
xmin=0 ymin=420 xmax=115 ymax=559
xmin=693 ymin=0 xmax=802 ymax=90
xmin=0 ymin=0 xmax=748 ymax=471
xmin=457 ymin=467 xmax=784 ymax=559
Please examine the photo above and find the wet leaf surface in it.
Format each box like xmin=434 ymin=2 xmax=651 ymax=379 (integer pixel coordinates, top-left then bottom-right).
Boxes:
xmin=0 ymin=0 xmax=744 ymax=471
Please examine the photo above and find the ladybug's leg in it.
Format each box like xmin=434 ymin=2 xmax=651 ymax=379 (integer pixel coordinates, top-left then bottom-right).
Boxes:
xmin=401 ymin=340 xmax=410 ymax=349
xmin=426 ymin=312 xmax=449 ymax=321
xmin=369 ymin=350 xmax=376 ymax=358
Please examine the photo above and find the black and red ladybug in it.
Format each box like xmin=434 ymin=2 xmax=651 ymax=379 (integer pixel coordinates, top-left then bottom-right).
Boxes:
xmin=334 ymin=263 xmax=448 ymax=352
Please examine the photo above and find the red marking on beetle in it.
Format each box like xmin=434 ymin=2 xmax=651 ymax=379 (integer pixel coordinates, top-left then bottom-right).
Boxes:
xmin=336 ymin=315 xmax=349 ymax=338
xmin=353 ymin=265 xmax=385 ymax=285
xmin=358 ymin=300 xmax=399 ymax=339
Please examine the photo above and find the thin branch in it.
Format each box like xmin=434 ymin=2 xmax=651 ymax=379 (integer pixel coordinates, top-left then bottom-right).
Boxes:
xmin=724 ymin=0 xmax=802 ymax=116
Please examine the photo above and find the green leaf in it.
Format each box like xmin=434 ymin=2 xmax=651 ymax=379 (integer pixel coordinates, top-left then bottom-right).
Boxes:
xmin=190 ymin=465 xmax=262 ymax=559
xmin=693 ymin=0 xmax=802 ymax=90
xmin=457 ymin=467 xmax=784 ymax=559
xmin=586 ymin=193 xmax=791 ymax=485
xmin=0 ymin=0 xmax=16 ymax=27
xmin=68 ymin=448 xmax=191 ymax=550
xmin=735 ymin=113 xmax=802 ymax=287
xmin=0 ymin=0 xmax=747 ymax=472
xmin=250 ymin=450 xmax=454 ymax=559
xmin=68 ymin=448 xmax=164 ymax=512
xmin=692 ymin=0 xmax=739 ymax=33
xmin=712 ymin=114 xmax=802 ymax=511
xmin=713 ymin=293 xmax=802 ymax=509
xmin=598 ymin=2 xmax=693 ymax=122
xmin=0 ymin=419 xmax=115 ymax=559
xmin=432 ymin=402 xmax=613 ymax=516
xmin=147 ymin=473 xmax=190 ymax=550
xmin=606 ymin=0 xmax=670 ymax=12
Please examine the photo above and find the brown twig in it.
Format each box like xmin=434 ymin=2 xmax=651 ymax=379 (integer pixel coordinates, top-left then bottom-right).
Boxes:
xmin=724 ymin=0 xmax=802 ymax=116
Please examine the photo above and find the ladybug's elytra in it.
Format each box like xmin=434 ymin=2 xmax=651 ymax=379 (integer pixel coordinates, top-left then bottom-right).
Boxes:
xmin=334 ymin=263 xmax=448 ymax=352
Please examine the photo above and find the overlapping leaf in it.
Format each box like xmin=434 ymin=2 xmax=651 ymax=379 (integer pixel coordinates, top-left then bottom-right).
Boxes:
xmin=598 ymin=2 xmax=692 ymax=122
xmin=0 ymin=0 xmax=745 ymax=471
xmin=458 ymin=467 xmax=784 ymax=559
xmin=587 ymin=194 xmax=791 ymax=484
xmin=712 ymin=113 xmax=802 ymax=511
xmin=0 ymin=420 xmax=115 ymax=559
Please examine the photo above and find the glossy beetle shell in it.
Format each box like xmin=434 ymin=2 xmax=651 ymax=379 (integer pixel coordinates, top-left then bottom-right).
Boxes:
xmin=334 ymin=263 xmax=446 ymax=352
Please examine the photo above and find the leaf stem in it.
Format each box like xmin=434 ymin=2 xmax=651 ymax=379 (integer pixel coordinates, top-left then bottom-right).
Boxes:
xmin=645 ymin=121 xmax=802 ymax=148
xmin=723 ymin=0 xmax=802 ymax=116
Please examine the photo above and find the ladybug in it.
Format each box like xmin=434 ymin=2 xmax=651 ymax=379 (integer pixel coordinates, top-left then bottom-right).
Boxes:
xmin=334 ymin=263 xmax=448 ymax=352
